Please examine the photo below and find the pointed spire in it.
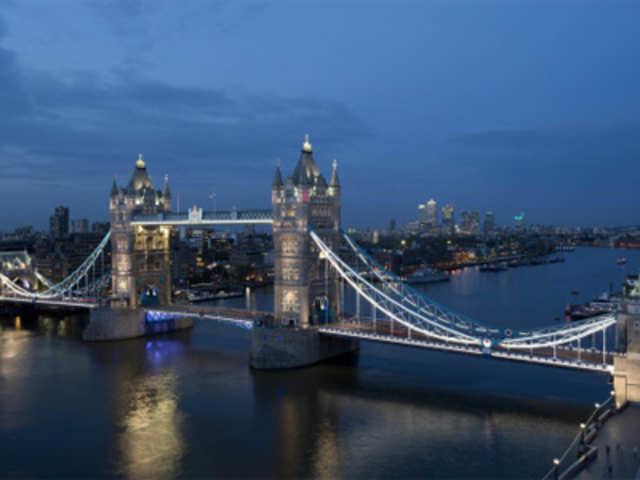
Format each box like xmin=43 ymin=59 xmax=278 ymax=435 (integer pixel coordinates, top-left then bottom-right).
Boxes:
xmin=302 ymin=133 xmax=312 ymax=153
xmin=330 ymin=159 xmax=340 ymax=187
xmin=136 ymin=153 xmax=145 ymax=169
xmin=272 ymin=158 xmax=283 ymax=187
xmin=110 ymin=175 xmax=119 ymax=196
xmin=163 ymin=174 xmax=171 ymax=197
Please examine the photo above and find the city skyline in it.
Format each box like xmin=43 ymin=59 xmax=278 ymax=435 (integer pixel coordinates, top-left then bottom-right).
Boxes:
xmin=1 ymin=2 xmax=639 ymax=229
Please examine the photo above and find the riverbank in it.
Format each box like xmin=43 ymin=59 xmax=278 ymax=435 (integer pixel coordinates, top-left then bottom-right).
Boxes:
xmin=575 ymin=405 xmax=640 ymax=479
xmin=542 ymin=400 xmax=640 ymax=480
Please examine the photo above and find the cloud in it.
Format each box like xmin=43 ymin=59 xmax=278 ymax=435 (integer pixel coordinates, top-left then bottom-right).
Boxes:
xmin=0 ymin=35 xmax=369 ymax=191
xmin=452 ymin=121 xmax=640 ymax=154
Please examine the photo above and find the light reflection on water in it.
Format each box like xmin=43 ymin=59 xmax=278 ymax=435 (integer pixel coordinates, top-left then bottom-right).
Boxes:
xmin=116 ymin=371 xmax=185 ymax=479
xmin=0 ymin=247 xmax=638 ymax=478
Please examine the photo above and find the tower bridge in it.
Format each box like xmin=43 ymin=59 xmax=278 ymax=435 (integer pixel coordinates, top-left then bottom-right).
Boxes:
xmin=1 ymin=135 xmax=640 ymax=406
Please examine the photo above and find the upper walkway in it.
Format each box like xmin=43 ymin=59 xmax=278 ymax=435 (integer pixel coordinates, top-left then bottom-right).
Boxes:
xmin=131 ymin=207 xmax=273 ymax=226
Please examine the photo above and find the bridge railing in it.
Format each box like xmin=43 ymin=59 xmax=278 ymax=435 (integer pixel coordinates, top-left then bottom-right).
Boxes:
xmin=540 ymin=394 xmax=615 ymax=480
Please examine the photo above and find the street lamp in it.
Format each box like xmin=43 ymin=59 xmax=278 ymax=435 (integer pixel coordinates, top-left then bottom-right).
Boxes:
xmin=553 ymin=458 xmax=560 ymax=480
xmin=579 ymin=423 xmax=587 ymax=454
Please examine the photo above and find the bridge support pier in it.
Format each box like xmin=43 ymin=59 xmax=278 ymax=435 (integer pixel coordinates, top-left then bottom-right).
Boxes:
xmin=83 ymin=308 xmax=193 ymax=341
xmin=250 ymin=325 xmax=359 ymax=369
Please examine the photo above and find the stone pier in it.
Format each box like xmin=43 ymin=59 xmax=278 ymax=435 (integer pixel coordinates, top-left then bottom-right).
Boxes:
xmin=250 ymin=325 xmax=358 ymax=369
xmin=83 ymin=308 xmax=193 ymax=341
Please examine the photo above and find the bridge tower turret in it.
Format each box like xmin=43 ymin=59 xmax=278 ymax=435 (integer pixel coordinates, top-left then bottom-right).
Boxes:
xmin=110 ymin=154 xmax=172 ymax=308
xmin=272 ymin=135 xmax=342 ymax=328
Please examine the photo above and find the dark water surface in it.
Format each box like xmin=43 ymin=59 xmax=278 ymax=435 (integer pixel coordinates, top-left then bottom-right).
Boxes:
xmin=2 ymin=247 xmax=639 ymax=479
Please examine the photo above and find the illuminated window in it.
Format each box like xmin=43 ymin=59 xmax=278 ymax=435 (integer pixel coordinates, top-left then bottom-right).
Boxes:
xmin=282 ymin=240 xmax=296 ymax=254
xmin=282 ymin=290 xmax=300 ymax=312
xmin=282 ymin=267 xmax=299 ymax=281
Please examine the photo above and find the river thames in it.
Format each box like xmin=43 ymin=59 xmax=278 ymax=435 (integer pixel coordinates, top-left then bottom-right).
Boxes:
xmin=1 ymin=247 xmax=639 ymax=479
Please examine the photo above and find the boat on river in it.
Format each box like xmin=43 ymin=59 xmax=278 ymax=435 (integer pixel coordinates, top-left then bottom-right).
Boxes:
xmin=403 ymin=268 xmax=449 ymax=284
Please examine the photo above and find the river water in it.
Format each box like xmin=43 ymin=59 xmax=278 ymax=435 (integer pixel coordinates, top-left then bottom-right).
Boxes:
xmin=1 ymin=247 xmax=639 ymax=479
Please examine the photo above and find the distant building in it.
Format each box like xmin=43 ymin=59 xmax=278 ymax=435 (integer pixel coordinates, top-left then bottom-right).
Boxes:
xmin=418 ymin=199 xmax=438 ymax=230
xmin=418 ymin=203 xmax=428 ymax=226
xmin=471 ymin=211 xmax=480 ymax=234
xmin=460 ymin=211 xmax=471 ymax=234
xmin=92 ymin=222 xmax=110 ymax=235
xmin=441 ymin=204 xmax=455 ymax=235
xmin=514 ymin=212 xmax=525 ymax=231
xmin=49 ymin=206 xmax=69 ymax=239
xmin=73 ymin=218 xmax=89 ymax=234
xmin=460 ymin=210 xmax=480 ymax=235
xmin=483 ymin=211 xmax=495 ymax=234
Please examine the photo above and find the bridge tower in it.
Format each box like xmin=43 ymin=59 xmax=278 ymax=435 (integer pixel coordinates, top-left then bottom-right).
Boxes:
xmin=110 ymin=155 xmax=172 ymax=308
xmin=614 ymin=275 xmax=640 ymax=406
xmin=272 ymin=135 xmax=342 ymax=327
xmin=251 ymin=135 xmax=357 ymax=369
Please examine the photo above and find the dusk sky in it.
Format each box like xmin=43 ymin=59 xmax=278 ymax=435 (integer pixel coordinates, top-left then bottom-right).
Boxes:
xmin=1 ymin=0 xmax=639 ymax=230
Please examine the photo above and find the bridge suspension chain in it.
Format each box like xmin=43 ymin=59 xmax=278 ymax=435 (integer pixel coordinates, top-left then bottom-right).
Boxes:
xmin=342 ymin=230 xmax=499 ymax=338
xmin=310 ymin=230 xmax=482 ymax=345
xmin=328 ymin=229 xmax=618 ymax=353
xmin=0 ymin=231 xmax=111 ymax=300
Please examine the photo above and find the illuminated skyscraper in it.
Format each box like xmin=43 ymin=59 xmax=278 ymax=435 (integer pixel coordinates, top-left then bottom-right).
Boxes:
xmin=418 ymin=203 xmax=427 ymax=226
xmin=441 ymin=204 xmax=454 ymax=235
xmin=425 ymin=199 xmax=437 ymax=228
xmin=418 ymin=198 xmax=438 ymax=230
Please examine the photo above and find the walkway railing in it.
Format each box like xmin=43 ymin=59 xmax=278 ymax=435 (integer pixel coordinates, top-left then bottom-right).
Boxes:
xmin=541 ymin=394 xmax=615 ymax=480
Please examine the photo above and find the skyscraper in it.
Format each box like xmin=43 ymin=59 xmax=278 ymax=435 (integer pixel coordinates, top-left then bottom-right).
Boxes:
xmin=49 ymin=206 xmax=69 ymax=239
xmin=483 ymin=211 xmax=495 ymax=234
xmin=471 ymin=211 xmax=480 ymax=234
xmin=73 ymin=218 xmax=89 ymax=234
xmin=418 ymin=198 xmax=438 ymax=231
xmin=441 ymin=204 xmax=454 ymax=235
xmin=460 ymin=211 xmax=471 ymax=234
xmin=425 ymin=199 xmax=438 ymax=228
xmin=418 ymin=203 xmax=428 ymax=227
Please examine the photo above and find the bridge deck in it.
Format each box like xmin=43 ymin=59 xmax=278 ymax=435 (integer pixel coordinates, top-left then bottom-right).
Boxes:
xmin=147 ymin=304 xmax=262 ymax=329
xmin=319 ymin=320 xmax=617 ymax=374
xmin=0 ymin=295 xmax=99 ymax=310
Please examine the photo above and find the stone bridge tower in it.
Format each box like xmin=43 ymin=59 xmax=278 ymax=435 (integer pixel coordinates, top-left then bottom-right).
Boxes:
xmin=614 ymin=274 xmax=640 ymax=406
xmin=272 ymin=135 xmax=342 ymax=328
xmin=110 ymin=155 xmax=172 ymax=308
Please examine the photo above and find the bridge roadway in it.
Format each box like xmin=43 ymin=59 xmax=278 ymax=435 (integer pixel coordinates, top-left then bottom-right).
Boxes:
xmin=148 ymin=304 xmax=261 ymax=329
xmin=0 ymin=295 xmax=99 ymax=310
xmin=318 ymin=318 xmax=618 ymax=374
